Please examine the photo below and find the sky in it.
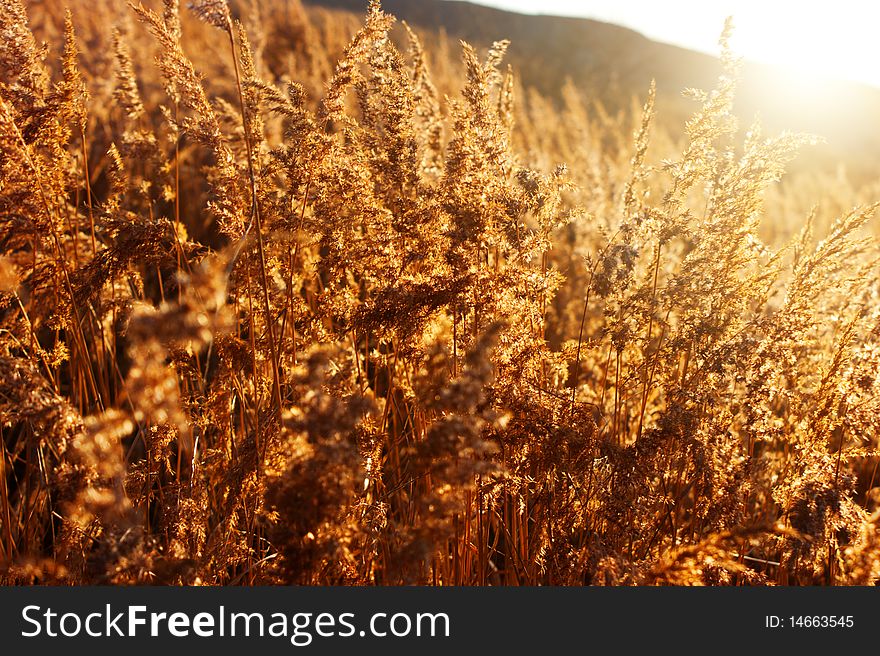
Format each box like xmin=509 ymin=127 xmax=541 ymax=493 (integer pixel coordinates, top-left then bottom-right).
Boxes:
xmin=453 ymin=1 xmax=880 ymax=88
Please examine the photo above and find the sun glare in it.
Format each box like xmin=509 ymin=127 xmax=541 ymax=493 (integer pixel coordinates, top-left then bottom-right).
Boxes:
xmin=726 ymin=3 xmax=880 ymax=87
xmin=467 ymin=0 xmax=880 ymax=88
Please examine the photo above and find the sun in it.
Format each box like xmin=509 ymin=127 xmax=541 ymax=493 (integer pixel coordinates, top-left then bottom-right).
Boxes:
xmin=464 ymin=1 xmax=880 ymax=88
xmin=726 ymin=3 xmax=880 ymax=87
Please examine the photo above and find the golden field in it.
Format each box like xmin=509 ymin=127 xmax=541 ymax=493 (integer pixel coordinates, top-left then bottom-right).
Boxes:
xmin=1 ymin=0 xmax=879 ymax=585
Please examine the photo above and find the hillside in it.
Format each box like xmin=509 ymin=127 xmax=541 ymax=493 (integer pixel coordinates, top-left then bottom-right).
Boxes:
xmin=308 ymin=0 xmax=880 ymax=178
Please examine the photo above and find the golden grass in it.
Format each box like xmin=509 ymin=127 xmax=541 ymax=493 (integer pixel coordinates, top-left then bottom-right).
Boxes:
xmin=0 ymin=0 xmax=879 ymax=585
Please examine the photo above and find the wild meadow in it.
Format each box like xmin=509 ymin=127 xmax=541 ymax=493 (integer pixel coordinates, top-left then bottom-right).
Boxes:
xmin=1 ymin=0 xmax=879 ymax=585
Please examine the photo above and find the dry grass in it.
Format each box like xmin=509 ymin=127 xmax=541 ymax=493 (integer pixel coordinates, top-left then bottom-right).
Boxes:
xmin=1 ymin=0 xmax=879 ymax=585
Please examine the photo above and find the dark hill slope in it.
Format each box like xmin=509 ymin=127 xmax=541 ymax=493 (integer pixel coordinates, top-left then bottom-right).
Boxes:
xmin=307 ymin=0 xmax=880 ymax=177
